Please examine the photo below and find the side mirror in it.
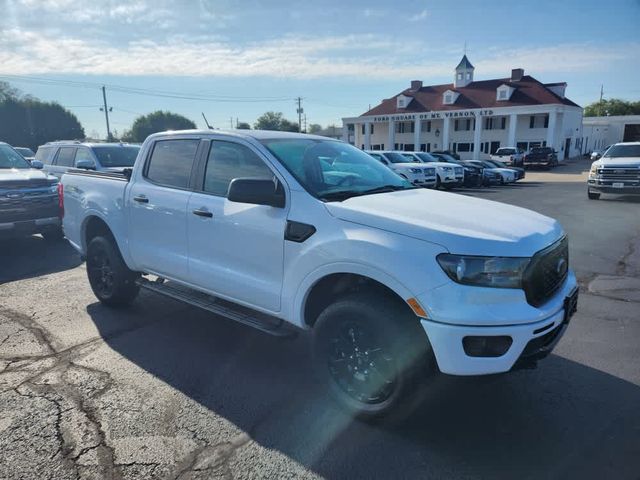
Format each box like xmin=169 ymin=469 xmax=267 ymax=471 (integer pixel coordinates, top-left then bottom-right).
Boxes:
xmin=227 ymin=178 xmax=285 ymax=208
xmin=30 ymin=160 xmax=44 ymax=169
xmin=76 ymin=159 xmax=96 ymax=170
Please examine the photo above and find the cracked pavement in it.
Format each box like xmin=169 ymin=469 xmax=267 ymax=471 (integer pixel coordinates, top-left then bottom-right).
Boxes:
xmin=1 ymin=160 xmax=639 ymax=479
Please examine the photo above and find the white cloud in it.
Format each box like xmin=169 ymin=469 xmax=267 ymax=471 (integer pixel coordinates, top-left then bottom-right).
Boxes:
xmin=409 ymin=9 xmax=428 ymax=22
xmin=0 ymin=28 xmax=636 ymax=80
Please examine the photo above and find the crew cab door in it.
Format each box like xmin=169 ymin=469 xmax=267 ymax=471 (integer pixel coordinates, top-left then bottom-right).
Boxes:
xmin=186 ymin=139 xmax=287 ymax=312
xmin=127 ymin=138 xmax=201 ymax=280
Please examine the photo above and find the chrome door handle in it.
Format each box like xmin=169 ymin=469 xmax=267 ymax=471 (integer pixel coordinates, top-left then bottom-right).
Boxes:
xmin=192 ymin=209 xmax=213 ymax=218
xmin=133 ymin=195 xmax=149 ymax=203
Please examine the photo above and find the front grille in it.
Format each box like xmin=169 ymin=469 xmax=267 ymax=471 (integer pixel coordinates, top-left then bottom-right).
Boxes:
xmin=424 ymin=168 xmax=436 ymax=176
xmin=597 ymin=167 xmax=640 ymax=182
xmin=0 ymin=192 xmax=58 ymax=223
xmin=522 ymin=236 xmax=569 ymax=307
xmin=454 ymin=167 xmax=463 ymax=176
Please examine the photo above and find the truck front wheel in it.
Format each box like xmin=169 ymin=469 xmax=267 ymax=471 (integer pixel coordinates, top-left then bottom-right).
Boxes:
xmin=86 ymin=236 xmax=140 ymax=307
xmin=312 ymin=292 xmax=434 ymax=419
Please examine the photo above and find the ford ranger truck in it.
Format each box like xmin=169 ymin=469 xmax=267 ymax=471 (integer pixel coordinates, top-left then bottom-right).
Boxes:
xmin=61 ymin=130 xmax=578 ymax=418
xmin=588 ymin=142 xmax=640 ymax=200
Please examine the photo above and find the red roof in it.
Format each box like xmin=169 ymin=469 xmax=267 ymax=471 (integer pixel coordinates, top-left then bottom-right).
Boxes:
xmin=361 ymin=75 xmax=580 ymax=116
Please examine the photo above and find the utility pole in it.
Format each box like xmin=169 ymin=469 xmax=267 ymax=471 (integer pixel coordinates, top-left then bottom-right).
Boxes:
xmin=303 ymin=114 xmax=307 ymax=133
xmin=100 ymin=86 xmax=112 ymax=141
xmin=296 ymin=97 xmax=303 ymax=133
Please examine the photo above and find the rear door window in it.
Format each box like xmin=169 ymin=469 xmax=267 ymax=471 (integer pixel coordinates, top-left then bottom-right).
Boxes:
xmin=54 ymin=147 xmax=77 ymax=167
xmin=145 ymin=139 xmax=199 ymax=189
xmin=34 ymin=146 xmax=56 ymax=164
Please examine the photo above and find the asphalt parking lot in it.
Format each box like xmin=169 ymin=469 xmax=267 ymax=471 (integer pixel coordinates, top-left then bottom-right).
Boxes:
xmin=1 ymin=159 xmax=639 ymax=480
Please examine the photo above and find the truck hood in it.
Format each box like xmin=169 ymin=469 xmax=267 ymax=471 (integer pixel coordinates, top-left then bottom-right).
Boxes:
xmin=596 ymin=157 xmax=640 ymax=167
xmin=325 ymin=188 xmax=563 ymax=257
xmin=0 ymin=168 xmax=57 ymax=187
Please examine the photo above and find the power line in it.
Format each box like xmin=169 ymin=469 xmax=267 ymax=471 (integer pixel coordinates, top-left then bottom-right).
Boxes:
xmin=0 ymin=74 xmax=294 ymax=103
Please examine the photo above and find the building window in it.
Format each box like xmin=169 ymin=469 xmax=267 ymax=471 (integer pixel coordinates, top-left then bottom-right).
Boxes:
xmin=466 ymin=119 xmax=471 ymax=131
xmin=498 ymin=89 xmax=507 ymax=100
xmin=466 ymin=72 xmax=471 ymax=80
xmin=445 ymin=94 xmax=452 ymax=104
xmin=501 ymin=117 xmax=506 ymax=129
xmin=395 ymin=121 xmax=415 ymax=134
xmin=544 ymin=115 xmax=549 ymax=128
xmin=517 ymin=142 xmax=528 ymax=151
xmin=422 ymin=120 xmax=431 ymax=132
xmin=457 ymin=143 xmax=472 ymax=152
xmin=529 ymin=116 xmax=535 ymax=129
xmin=485 ymin=118 xmax=493 ymax=130
xmin=457 ymin=73 xmax=463 ymax=80
xmin=454 ymin=119 xmax=459 ymax=131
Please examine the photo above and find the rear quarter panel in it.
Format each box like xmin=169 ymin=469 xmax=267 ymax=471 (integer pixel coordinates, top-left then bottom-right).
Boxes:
xmin=62 ymin=173 xmax=130 ymax=263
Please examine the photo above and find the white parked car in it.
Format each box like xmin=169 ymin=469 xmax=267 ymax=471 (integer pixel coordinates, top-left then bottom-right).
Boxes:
xmin=490 ymin=147 xmax=525 ymax=167
xmin=402 ymin=152 xmax=465 ymax=189
xmin=478 ymin=160 xmax=518 ymax=184
xmin=365 ymin=150 xmax=436 ymax=188
xmin=61 ymin=130 xmax=578 ymax=418
xmin=588 ymin=142 xmax=640 ymax=199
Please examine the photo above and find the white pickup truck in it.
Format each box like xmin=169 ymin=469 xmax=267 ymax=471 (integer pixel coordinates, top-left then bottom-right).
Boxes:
xmin=61 ymin=130 xmax=578 ymax=418
xmin=587 ymin=142 xmax=640 ymax=199
xmin=490 ymin=147 xmax=525 ymax=167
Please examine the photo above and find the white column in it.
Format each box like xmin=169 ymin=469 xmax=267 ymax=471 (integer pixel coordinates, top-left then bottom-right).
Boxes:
xmin=388 ymin=120 xmax=396 ymax=150
xmin=364 ymin=122 xmax=371 ymax=150
xmin=472 ymin=114 xmax=482 ymax=160
xmin=441 ymin=117 xmax=450 ymax=151
xmin=507 ymin=113 xmax=517 ymax=147
xmin=546 ymin=110 xmax=557 ymax=150
xmin=413 ymin=119 xmax=422 ymax=151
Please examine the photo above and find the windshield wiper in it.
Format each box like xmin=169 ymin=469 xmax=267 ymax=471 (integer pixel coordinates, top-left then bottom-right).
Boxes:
xmin=320 ymin=185 xmax=415 ymax=202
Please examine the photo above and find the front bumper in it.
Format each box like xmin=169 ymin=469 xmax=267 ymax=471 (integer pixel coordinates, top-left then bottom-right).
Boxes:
xmin=588 ymin=179 xmax=640 ymax=195
xmin=418 ymin=273 xmax=578 ymax=375
xmin=0 ymin=217 xmax=60 ymax=237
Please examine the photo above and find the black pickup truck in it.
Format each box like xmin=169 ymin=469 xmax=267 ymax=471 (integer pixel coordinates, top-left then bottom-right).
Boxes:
xmin=523 ymin=147 xmax=558 ymax=169
xmin=0 ymin=142 xmax=62 ymax=241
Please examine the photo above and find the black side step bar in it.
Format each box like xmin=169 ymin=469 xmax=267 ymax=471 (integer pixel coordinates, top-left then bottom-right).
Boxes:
xmin=137 ymin=277 xmax=298 ymax=338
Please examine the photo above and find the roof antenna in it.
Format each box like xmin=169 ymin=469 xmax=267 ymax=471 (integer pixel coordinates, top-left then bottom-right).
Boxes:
xmin=201 ymin=112 xmax=213 ymax=130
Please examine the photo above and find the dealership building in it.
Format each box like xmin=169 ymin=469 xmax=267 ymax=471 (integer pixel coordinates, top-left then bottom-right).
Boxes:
xmin=342 ymin=56 xmax=584 ymax=160
xmin=582 ymin=115 xmax=640 ymax=151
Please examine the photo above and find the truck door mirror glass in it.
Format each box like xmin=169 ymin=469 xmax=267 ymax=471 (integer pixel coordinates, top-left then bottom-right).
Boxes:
xmin=30 ymin=160 xmax=44 ymax=169
xmin=227 ymin=178 xmax=285 ymax=208
xmin=76 ymin=159 xmax=96 ymax=170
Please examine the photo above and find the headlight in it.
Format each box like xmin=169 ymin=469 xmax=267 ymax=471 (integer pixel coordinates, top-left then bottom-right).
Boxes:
xmin=590 ymin=164 xmax=598 ymax=175
xmin=443 ymin=166 xmax=453 ymax=171
xmin=409 ymin=168 xmax=422 ymax=174
xmin=436 ymin=254 xmax=530 ymax=288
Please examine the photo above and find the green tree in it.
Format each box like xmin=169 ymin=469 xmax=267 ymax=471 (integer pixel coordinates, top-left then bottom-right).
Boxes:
xmin=122 ymin=111 xmax=196 ymax=142
xmin=253 ymin=111 xmax=299 ymax=131
xmin=584 ymin=98 xmax=640 ymax=117
xmin=308 ymin=123 xmax=323 ymax=134
xmin=0 ymin=84 xmax=85 ymax=150
xmin=236 ymin=122 xmax=251 ymax=130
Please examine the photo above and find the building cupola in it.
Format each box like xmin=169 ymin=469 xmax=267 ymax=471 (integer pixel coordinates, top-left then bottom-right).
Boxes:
xmin=454 ymin=55 xmax=474 ymax=88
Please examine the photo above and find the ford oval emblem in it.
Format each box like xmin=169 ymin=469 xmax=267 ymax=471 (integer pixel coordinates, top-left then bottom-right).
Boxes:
xmin=556 ymin=258 xmax=567 ymax=276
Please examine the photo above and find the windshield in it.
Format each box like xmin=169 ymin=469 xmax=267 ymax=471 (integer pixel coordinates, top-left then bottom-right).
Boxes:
xmin=415 ymin=152 xmax=438 ymax=162
xmin=603 ymin=144 xmax=640 ymax=158
xmin=487 ymin=160 xmax=508 ymax=168
xmin=434 ymin=153 xmax=457 ymax=163
xmin=261 ymin=139 xmax=413 ymax=200
xmin=0 ymin=145 xmax=31 ymax=169
xmin=495 ymin=148 xmax=515 ymax=155
xmin=91 ymin=145 xmax=140 ymax=167
xmin=383 ymin=152 xmax=412 ymax=164
xmin=14 ymin=147 xmax=35 ymax=157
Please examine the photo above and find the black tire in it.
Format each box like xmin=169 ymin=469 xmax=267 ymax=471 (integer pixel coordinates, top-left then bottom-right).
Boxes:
xmin=42 ymin=227 xmax=64 ymax=242
xmin=86 ymin=236 xmax=140 ymax=307
xmin=587 ymin=190 xmax=600 ymax=200
xmin=312 ymin=292 xmax=435 ymax=420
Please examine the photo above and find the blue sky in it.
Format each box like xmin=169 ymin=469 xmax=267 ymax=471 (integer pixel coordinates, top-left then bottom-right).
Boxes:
xmin=1 ymin=0 xmax=639 ymax=137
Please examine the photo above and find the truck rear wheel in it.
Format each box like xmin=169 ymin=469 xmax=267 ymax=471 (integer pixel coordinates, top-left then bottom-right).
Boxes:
xmin=86 ymin=236 xmax=140 ymax=307
xmin=312 ymin=292 xmax=434 ymax=420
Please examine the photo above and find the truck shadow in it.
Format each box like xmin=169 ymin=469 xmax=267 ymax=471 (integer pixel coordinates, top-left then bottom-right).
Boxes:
xmin=88 ymin=300 xmax=640 ymax=479
xmin=0 ymin=236 xmax=82 ymax=284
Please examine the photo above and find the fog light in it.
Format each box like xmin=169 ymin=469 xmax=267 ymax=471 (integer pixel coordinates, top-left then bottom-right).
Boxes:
xmin=462 ymin=336 xmax=512 ymax=357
